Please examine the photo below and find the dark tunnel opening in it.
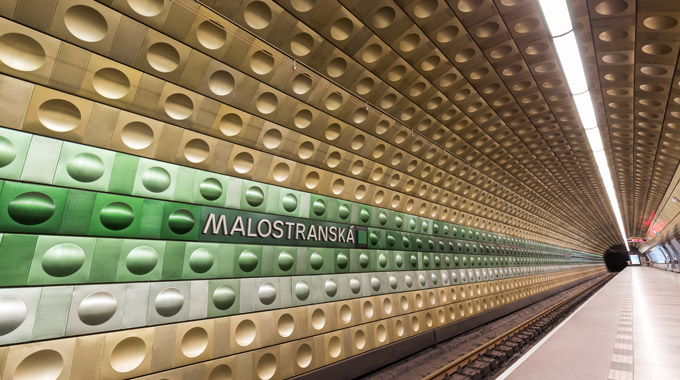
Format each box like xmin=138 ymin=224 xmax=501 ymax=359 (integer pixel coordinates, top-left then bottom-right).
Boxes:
xmin=604 ymin=244 xmax=639 ymax=272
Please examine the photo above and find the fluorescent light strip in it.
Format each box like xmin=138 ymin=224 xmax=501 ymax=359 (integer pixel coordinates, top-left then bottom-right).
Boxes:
xmin=554 ymin=32 xmax=589 ymax=94
xmin=538 ymin=0 xmax=573 ymax=36
xmin=538 ymin=1 xmax=629 ymax=251
xmin=573 ymin=91 xmax=598 ymax=129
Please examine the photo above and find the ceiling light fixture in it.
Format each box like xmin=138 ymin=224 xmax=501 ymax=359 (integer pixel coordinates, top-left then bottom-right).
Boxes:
xmin=538 ymin=0 xmax=629 ymax=251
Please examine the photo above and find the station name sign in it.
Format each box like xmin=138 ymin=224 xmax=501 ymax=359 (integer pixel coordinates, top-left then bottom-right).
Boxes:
xmin=199 ymin=208 xmax=367 ymax=248
xmin=627 ymin=237 xmax=646 ymax=242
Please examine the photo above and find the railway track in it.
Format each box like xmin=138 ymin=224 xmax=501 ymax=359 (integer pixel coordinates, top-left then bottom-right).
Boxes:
xmin=421 ymin=272 xmax=615 ymax=380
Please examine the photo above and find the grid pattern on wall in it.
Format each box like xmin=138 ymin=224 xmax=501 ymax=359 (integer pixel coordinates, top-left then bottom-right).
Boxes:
xmin=0 ymin=1 xmax=604 ymax=379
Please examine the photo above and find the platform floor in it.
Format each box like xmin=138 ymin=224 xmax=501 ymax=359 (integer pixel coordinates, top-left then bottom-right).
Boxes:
xmin=497 ymin=267 xmax=680 ymax=380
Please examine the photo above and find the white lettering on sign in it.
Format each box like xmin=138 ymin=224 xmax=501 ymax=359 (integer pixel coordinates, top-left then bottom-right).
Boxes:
xmin=202 ymin=213 xmax=356 ymax=243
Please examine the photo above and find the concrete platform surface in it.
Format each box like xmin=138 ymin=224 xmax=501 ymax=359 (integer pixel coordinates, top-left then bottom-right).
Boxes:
xmin=497 ymin=267 xmax=680 ymax=380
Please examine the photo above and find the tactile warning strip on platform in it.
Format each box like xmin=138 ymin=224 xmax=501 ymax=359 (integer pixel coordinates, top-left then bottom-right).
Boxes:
xmin=608 ymin=292 xmax=633 ymax=380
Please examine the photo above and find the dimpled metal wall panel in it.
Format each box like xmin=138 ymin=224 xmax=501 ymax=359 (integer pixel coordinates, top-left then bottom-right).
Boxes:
xmin=0 ymin=1 xmax=607 ymax=379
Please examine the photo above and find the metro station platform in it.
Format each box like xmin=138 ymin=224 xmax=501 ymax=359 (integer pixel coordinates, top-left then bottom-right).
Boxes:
xmin=497 ymin=267 xmax=680 ymax=380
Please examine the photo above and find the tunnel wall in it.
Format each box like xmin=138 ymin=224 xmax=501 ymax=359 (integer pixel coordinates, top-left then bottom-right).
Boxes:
xmin=0 ymin=2 xmax=605 ymax=380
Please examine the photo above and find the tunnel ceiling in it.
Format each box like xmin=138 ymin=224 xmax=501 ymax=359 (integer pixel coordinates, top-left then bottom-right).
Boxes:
xmin=179 ymin=0 xmax=678 ymax=254
xmin=2 ymin=0 xmax=677 ymax=255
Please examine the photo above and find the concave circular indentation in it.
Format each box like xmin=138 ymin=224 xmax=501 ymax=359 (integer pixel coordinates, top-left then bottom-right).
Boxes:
xmin=219 ymin=113 xmax=242 ymax=136
xmin=323 ymin=123 xmax=342 ymax=142
xmin=110 ymin=337 xmax=146 ymax=373
xmin=595 ymin=0 xmax=628 ymax=16
xmin=350 ymin=277 xmax=361 ymax=293
xmin=121 ymin=121 xmax=154 ymax=150
xmin=141 ymin=166 xmax=171 ymax=193
xmin=146 ymin=42 xmax=180 ymax=73
xmin=272 ymin=162 xmax=289 ymax=182
xmin=354 ymin=329 xmax=366 ymax=349
xmin=458 ymin=0 xmax=482 ymax=12
xmin=331 ymin=17 xmax=353 ymax=40
xmin=38 ymin=99 xmax=81 ymax=132
xmin=325 ymin=92 xmax=343 ymax=110
xmin=292 ymin=73 xmax=312 ymax=94
xmin=181 ymin=327 xmax=208 ymax=358
xmin=376 ymin=323 xmax=387 ymax=342
xmin=189 ymin=248 xmax=214 ymax=273
xmin=42 ymin=243 xmax=85 ymax=277
xmin=262 ymin=128 xmax=282 ymax=149
xmin=327 ymin=57 xmax=347 ymax=78
xmin=291 ymin=32 xmax=313 ymax=56
xmin=250 ymin=50 xmax=274 ymax=75
xmin=0 ymin=297 xmax=27 ymax=336
xmin=296 ymin=343 xmax=313 ymax=368
xmin=437 ymin=25 xmax=459 ymax=43
xmin=388 ymin=65 xmax=406 ymax=82
xmin=245 ymin=186 xmax=265 ymax=207
xmin=127 ymin=0 xmax=164 ymax=17
xmin=421 ymin=55 xmax=440 ymax=71
xmin=78 ymin=291 xmax=117 ymax=325
xmin=212 ymin=284 xmax=236 ymax=310
xmin=239 ymin=250 xmax=259 ymax=272
xmin=65 ymin=5 xmax=108 ymax=43
xmin=399 ymin=34 xmax=420 ymax=53
xmin=309 ymin=251 xmax=324 ymax=270
xmin=155 ymin=287 xmax=184 ymax=317
xmin=282 ymin=193 xmax=297 ymax=212
xmin=233 ymin=151 xmax=254 ymax=174
xmin=490 ymin=46 xmax=512 ymax=59
xmin=642 ymin=43 xmax=672 ymax=55
xmin=13 ymin=349 xmax=63 ymax=380
xmin=294 ymin=109 xmax=313 ymax=128
xmin=258 ymin=282 xmax=277 ymax=305
xmin=257 ymin=353 xmax=277 ymax=380
xmin=8 ymin=192 xmax=55 ymax=225
xmin=414 ymin=0 xmax=437 ymax=18
xmin=256 ymin=92 xmax=278 ymax=114
xmin=125 ymin=246 xmax=158 ymax=275
xmin=168 ymin=209 xmax=195 ymax=234
xmin=277 ymin=313 xmax=295 ymax=337
xmin=455 ymin=48 xmax=475 ymax=63
xmin=303 ymin=170 xmax=321 ymax=190
xmin=476 ymin=22 xmax=499 ymax=38
xmin=295 ymin=280 xmax=310 ymax=300
xmin=0 ymin=33 xmax=46 ymax=72
xmin=325 ymin=279 xmax=337 ymax=297
xmin=373 ymin=7 xmax=395 ymax=28
xmin=514 ymin=18 xmax=540 ymax=34
xmin=200 ymin=178 xmax=223 ymax=201
xmin=197 ymin=20 xmax=226 ymax=50
xmin=67 ymin=152 xmax=105 ymax=183
xmin=277 ymin=251 xmax=294 ymax=271
xmin=356 ymin=77 xmax=374 ymax=95
xmin=164 ymin=93 xmax=193 ymax=120
xmin=209 ymin=364 xmax=232 ymax=380
xmin=599 ymin=29 xmax=627 ymax=42
xmin=235 ymin=319 xmax=256 ymax=346
xmin=311 ymin=308 xmax=326 ymax=330
xmin=291 ymin=0 xmax=316 ymax=12
xmin=0 ymin=135 xmax=16 ymax=168
xmin=640 ymin=65 xmax=667 ymax=76
xmin=297 ymin=141 xmax=314 ymax=159
xmin=643 ymin=15 xmax=678 ymax=31
xmin=209 ymin=70 xmax=235 ymax=96
xmin=362 ymin=44 xmax=382 ymax=63
xmin=244 ymin=1 xmax=272 ymax=30
xmin=328 ymin=336 xmax=342 ymax=357
xmin=100 ymin=201 xmax=134 ymax=230
xmin=183 ymin=138 xmax=210 ymax=163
